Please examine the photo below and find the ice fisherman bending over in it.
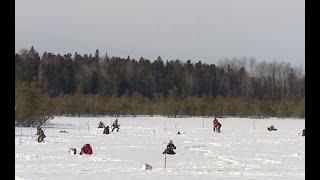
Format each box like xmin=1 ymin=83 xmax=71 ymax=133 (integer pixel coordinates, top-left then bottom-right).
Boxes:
xmin=213 ymin=118 xmax=222 ymax=133
xmin=163 ymin=140 xmax=176 ymax=155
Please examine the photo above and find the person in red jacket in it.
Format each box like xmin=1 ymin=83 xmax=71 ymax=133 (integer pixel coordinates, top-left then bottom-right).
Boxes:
xmin=213 ymin=118 xmax=222 ymax=133
xmin=80 ymin=144 xmax=93 ymax=155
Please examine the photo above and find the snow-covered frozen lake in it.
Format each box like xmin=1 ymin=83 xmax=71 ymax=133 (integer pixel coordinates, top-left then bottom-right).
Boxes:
xmin=15 ymin=116 xmax=305 ymax=180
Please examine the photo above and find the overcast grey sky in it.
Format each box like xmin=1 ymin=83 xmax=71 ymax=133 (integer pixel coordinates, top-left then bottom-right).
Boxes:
xmin=15 ymin=0 xmax=304 ymax=66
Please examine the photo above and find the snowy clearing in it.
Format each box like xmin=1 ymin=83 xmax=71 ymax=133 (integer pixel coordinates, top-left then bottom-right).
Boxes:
xmin=15 ymin=116 xmax=305 ymax=180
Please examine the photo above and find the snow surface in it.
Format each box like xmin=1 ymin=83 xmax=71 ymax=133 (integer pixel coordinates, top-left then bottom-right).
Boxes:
xmin=15 ymin=116 xmax=305 ymax=180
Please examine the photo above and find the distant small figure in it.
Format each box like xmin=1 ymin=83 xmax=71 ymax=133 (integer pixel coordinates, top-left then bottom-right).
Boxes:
xmin=162 ymin=140 xmax=176 ymax=155
xmin=267 ymin=125 xmax=277 ymax=131
xmin=103 ymin=126 xmax=110 ymax=134
xmin=111 ymin=119 xmax=120 ymax=132
xmin=59 ymin=130 xmax=68 ymax=133
xmin=302 ymin=129 xmax=305 ymax=136
xmin=213 ymin=118 xmax=222 ymax=133
xmin=37 ymin=128 xmax=46 ymax=143
xmin=142 ymin=163 xmax=152 ymax=170
xmin=177 ymin=131 xmax=181 ymax=135
xmin=80 ymin=144 xmax=93 ymax=155
xmin=69 ymin=148 xmax=77 ymax=155
xmin=98 ymin=121 xmax=105 ymax=128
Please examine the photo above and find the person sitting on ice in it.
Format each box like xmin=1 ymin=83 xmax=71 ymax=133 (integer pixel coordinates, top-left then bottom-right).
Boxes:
xmin=98 ymin=121 xmax=105 ymax=128
xmin=111 ymin=119 xmax=120 ymax=132
xmin=80 ymin=144 xmax=93 ymax=155
xmin=213 ymin=118 xmax=222 ymax=133
xmin=267 ymin=125 xmax=277 ymax=131
xmin=37 ymin=128 xmax=46 ymax=142
xmin=302 ymin=129 xmax=305 ymax=136
xmin=103 ymin=126 xmax=110 ymax=134
xmin=162 ymin=140 xmax=176 ymax=155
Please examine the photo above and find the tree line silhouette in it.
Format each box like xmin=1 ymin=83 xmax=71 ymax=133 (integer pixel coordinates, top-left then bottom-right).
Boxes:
xmin=15 ymin=47 xmax=304 ymax=126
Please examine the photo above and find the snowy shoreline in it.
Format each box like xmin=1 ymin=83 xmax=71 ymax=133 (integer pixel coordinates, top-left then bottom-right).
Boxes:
xmin=45 ymin=114 xmax=305 ymax=120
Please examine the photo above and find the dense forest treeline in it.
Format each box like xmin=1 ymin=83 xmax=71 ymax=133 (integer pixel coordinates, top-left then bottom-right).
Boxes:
xmin=15 ymin=47 xmax=305 ymax=126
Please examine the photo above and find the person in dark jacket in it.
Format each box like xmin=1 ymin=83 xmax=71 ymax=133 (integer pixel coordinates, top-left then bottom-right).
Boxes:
xmin=302 ymin=129 xmax=305 ymax=136
xmin=162 ymin=140 xmax=176 ymax=155
xmin=36 ymin=126 xmax=41 ymax=135
xmin=103 ymin=126 xmax=110 ymax=134
xmin=80 ymin=144 xmax=93 ymax=155
xmin=37 ymin=128 xmax=46 ymax=142
xmin=98 ymin=121 xmax=105 ymax=128
xmin=111 ymin=119 xmax=120 ymax=132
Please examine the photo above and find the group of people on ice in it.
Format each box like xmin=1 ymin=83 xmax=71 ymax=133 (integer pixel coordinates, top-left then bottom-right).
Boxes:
xmin=34 ymin=119 xmax=120 ymax=155
xmin=73 ymin=119 xmax=120 ymax=155
xmin=34 ymin=116 xmax=304 ymax=158
xmin=162 ymin=117 xmax=222 ymax=155
xmin=98 ymin=119 xmax=120 ymax=134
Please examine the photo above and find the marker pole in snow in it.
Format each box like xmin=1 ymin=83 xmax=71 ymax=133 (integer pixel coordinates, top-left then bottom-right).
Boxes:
xmin=30 ymin=124 xmax=32 ymax=139
xmin=19 ymin=129 xmax=22 ymax=145
xmin=44 ymin=120 xmax=46 ymax=134
xmin=202 ymin=119 xmax=204 ymax=128
xmin=165 ymin=119 xmax=167 ymax=132
xmin=87 ymin=120 xmax=89 ymax=133
xmin=164 ymin=153 xmax=167 ymax=169
xmin=79 ymin=126 xmax=83 ymax=138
